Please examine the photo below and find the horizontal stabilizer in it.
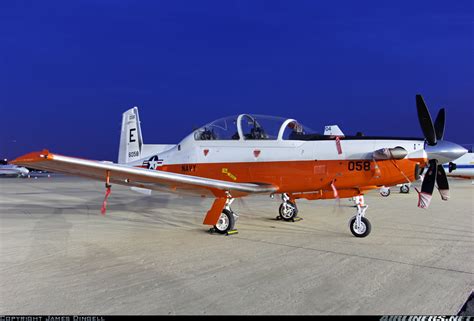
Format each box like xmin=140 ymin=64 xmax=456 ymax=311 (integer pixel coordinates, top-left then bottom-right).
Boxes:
xmin=324 ymin=125 xmax=344 ymax=136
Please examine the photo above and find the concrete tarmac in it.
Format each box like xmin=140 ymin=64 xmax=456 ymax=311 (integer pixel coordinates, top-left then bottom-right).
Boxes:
xmin=0 ymin=176 xmax=472 ymax=315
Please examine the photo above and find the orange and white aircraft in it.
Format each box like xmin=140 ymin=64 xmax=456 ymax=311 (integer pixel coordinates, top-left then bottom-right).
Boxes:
xmin=12 ymin=95 xmax=467 ymax=237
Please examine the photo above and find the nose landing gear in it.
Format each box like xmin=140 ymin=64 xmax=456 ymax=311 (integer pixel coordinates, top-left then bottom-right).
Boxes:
xmin=349 ymin=195 xmax=371 ymax=237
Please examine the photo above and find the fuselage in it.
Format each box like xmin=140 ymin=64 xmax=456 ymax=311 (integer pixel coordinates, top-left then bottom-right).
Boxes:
xmin=117 ymin=112 xmax=466 ymax=200
xmin=133 ymin=135 xmax=427 ymax=197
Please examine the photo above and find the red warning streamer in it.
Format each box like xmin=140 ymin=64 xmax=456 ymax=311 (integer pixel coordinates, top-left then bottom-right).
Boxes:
xmin=335 ymin=136 xmax=343 ymax=155
xmin=101 ymin=187 xmax=111 ymax=215
xmin=331 ymin=180 xmax=339 ymax=198
xmin=101 ymin=170 xmax=112 ymax=215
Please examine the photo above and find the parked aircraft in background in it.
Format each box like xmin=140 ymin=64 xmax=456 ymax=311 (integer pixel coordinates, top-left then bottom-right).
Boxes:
xmin=445 ymin=152 xmax=474 ymax=179
xmin=0 ymin=164 xmax=29 ymax=177
xmin=12 ymin=95 xmax=467 ymax=237
xmin=378 ymin=184 xmax=410 ymax=197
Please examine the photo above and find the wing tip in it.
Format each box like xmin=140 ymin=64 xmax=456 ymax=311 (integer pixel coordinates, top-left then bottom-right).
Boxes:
xmin=11 ymin=149 xmax=51 ymax=165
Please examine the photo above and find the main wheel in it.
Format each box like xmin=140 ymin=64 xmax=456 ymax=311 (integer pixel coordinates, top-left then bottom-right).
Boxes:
xmin=380 ymin=188 xmax=391 ymax=197
xmin=400 ymin=185 xmax=410 ymax=194
xmin=214 ymin=209 xmax=235 ymax=234
xmin=279 ymin=201 xmax=298 ymax=221
xmin=349 ymin=216 xmax=372 ymax=238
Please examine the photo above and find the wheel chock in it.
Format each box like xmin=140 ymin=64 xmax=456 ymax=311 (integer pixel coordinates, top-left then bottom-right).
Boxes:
xmin=208 ymin=228 xmax=216 ymax=234
xmin=276 ymin=216 xmax=303 ymax=222
xmin=208 ymin=228 xmax=238 ymax=235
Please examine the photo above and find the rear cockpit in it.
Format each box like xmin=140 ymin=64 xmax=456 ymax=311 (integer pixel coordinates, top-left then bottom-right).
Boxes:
xmin=194 ymin=114 xmax=317 ymax=141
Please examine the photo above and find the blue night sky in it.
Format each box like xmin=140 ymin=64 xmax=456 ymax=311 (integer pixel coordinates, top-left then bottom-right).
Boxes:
xmin=1 ymin=0 xmax=473 ymax=161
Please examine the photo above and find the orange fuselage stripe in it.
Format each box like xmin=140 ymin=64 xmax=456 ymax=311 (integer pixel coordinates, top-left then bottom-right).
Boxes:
xmin=153 ymin=158 xmax=425 ymax=194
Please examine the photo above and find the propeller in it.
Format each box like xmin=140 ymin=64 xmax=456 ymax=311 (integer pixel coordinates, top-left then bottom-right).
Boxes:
xmin=436 ymin=164 xmax=449 ymax=201
xmin=415 ymin=95 xmax=450 ymax=208
xmin=417 ymin=159 xmax=438 ymax=208
xmin=416 ymin=95 xmax=437 ymax=146
xmin=434 ymin=108 xmax=446 ymax=140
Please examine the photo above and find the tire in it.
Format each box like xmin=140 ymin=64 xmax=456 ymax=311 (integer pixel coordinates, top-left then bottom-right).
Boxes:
xmin=380 ymin=189 xmax=390 ymax=197
xmin=214 ymin=209 xmax=235 ymax=234
xmin=279 ymin=201 xmax=298 ymax=221
xmin=400 ymin=185 xmax=410 ymax=194
xmin=349 ymin=216 xmax=372 ymax=238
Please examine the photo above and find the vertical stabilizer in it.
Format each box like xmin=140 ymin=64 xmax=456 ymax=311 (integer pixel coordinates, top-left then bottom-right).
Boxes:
xmin=118 ymin=107 xmax=143 ymax=164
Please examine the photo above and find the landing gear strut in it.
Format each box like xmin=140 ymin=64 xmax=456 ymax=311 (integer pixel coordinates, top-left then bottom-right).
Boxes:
xmin=349 ymin=195 xmax=371 ymax=237
xmin=278 ymin=193 xmax=299 ymax=221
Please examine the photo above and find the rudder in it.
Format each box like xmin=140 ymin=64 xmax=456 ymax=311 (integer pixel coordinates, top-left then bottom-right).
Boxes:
xmin=118 ymin=107 xmax=143 ymax=164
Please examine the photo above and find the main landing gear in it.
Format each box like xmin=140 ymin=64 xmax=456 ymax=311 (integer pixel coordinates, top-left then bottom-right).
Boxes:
xmin=278 ymin=193 xmax=300 ymax=222
xmin=349 ymin=195 xmax=371 ymax=238
xmin=209 ymin=193 xmax=371 ymax=238
xmin=212 ymin=198 xmax=239 ymax=235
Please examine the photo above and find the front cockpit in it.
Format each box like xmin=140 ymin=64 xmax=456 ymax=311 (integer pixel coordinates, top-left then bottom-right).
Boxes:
xmin=193 ymin=114 xmax=317 ymax=141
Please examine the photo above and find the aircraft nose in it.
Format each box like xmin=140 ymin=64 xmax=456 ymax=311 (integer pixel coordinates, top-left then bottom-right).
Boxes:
xmin=425 ymin=141 xmax=468 ymax=164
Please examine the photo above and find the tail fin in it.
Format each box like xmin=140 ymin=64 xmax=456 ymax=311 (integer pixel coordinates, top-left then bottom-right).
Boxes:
xmin=118 ymin=107 xmax=143 ymax=164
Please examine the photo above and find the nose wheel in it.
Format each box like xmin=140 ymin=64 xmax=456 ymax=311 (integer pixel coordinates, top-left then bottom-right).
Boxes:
xmin=349 ymin=195 xmax=371 ymax=238
xmin=349 ymin=216 xmax=371 ymax=237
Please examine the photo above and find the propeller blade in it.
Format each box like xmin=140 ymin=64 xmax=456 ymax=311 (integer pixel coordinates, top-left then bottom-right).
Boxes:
xmin=417 ymin=159 xmax=438 ymax=208
xmin=416 ymin=94 xmax=437 ymax=146
xmin=434 ymin=108 xmax=446 ymax=141
xmin=436 ymin=165 xmax=449 ymax=201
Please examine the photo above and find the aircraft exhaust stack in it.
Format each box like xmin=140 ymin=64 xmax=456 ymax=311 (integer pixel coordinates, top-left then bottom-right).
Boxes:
xmin=373 ymin=146 xmax=408 ymax=160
